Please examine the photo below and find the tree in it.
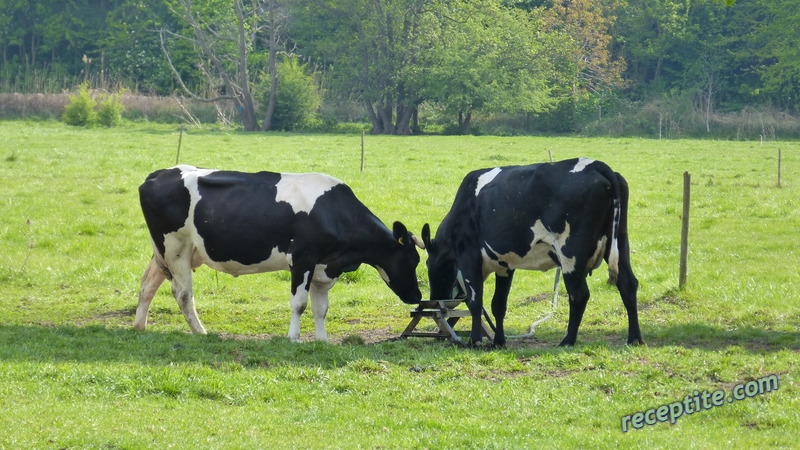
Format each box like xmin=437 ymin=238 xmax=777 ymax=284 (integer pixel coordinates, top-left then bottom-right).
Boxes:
xmin=544 ymin=0 xmax=626 ymax=97
xmin=292 ymin=0 xmax=439 ymax=135
xmin=421 ymin=1 xmax=556 ymax=133
xmin=731 ymin=0 xmax=800 ymax=112
xmin=293 ymin=0 xmax=559 ymax=134
xmin=160 ymin=0 xmax=289 ymax=131
xmin=104 ymin=0 xmax=178 ymax=94
xmin=266 ymin=57 xmax=321 ymax=130
xmin=541 ymin=0 xmax=627 ymax=129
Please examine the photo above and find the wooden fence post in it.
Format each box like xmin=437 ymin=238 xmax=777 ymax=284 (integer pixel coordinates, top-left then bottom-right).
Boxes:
xmin=679 ymin=172 xmax=691 ymax=289
xmin=175 ymin=125 xmax=184 ymax=165
xmin=360 ymin=130 xmax=365 ymax=172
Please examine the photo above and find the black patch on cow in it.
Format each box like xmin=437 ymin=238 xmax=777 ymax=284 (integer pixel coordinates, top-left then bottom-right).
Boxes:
xmin=194 ymin=170 xmax=294 ymax=265
xmin=139 ymin=168 xmax=190 ymax=256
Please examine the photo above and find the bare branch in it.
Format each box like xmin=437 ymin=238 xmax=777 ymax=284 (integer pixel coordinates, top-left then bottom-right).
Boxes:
xmin=159 ymin=28 xmax=234 ymax=103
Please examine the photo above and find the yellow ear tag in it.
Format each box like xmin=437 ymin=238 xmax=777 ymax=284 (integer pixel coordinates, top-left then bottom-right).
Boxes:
xmin=397 ymin=237 xmax=405 ymax=245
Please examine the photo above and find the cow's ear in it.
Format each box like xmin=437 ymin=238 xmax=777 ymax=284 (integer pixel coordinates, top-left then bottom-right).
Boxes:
xmin=421 ymin=223 xmax=432 ymax=248
xmin=392 ymin=221 xmax=409 ymax=246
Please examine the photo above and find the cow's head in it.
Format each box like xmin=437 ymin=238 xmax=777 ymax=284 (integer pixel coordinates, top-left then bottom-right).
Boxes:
xmin=421 ymin=223 xmax=463 ymax=301
xmin=376 ymin=221 xmax=424 ymax=304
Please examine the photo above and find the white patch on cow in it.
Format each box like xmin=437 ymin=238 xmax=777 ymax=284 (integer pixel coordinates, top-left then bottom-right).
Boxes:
xmin=462 ymin=277 xmax=476 ymax=303
xmin=588 ymin=235 xmax=608 ymax=272
xmin=531 ymin=220 xmax=576 ymax=273
xmin=475 ymin=167 xmax=502 ymax=196
xmin=178 ymin=165 xmax=217 ymax=210
xmin=170 ymin=166 xmax=219 ymax=261
xmin=275 ymin=173 xmax=342 ymax=214
xmin=570 ymin=157 xmax=595 ymax=173
xmin=481 ymin=219 xmax=578 ymax=276
xmin=310 ymin=264 xmax=336 ymax=342
xmin=204 ymin=246 xmax=291 ymax=276
xmin=607 ymin=202 xmax=621 ymax=278
xmin=375 ymin=266 xmax=391 ymax=284
xmin=312 ymin=263 xmax=335 ymax=284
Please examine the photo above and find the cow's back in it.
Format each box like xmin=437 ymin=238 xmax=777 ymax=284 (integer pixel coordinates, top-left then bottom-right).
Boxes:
xmin=140 ymin=166 xmax=382 ymax=271
xmin=440 ymin=158 xmax=619 ymax=274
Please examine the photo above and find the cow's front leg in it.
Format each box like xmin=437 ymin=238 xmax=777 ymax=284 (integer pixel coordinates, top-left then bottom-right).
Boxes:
xmin=560 ymin=273 xmax=590 ymax=346
xmin=491 ymin=271 xmax=514 ymax=348
xmin=463 ymin=276 xmax=485 ymax=347
xmin=309 ymin=270 xmax=337 ymax=342
xmin=288 ymin=268 xmax=313 ymax=343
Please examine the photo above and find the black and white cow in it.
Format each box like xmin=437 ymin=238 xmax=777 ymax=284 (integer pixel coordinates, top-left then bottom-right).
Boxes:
xmin=421 ymin=157 xmax=643 ymax=347
xmin=136 ymin=165 xmax=423 ymax=341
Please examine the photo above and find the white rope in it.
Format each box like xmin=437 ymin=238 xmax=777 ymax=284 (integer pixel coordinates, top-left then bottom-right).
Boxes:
xmin=507 ymin=268 xmax=560 ymax=339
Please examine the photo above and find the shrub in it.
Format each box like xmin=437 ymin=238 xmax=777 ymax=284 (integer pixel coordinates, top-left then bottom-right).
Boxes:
xmin=97 ymin=90 xmax=126 ymax=127
xmin=265 ymin=58 xmax=321 ymax=131
xmin=62 ymin=82 xmax=97 ymax=126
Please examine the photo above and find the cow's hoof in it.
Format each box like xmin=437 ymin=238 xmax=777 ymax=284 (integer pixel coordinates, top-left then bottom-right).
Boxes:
xmin=454 ymin=339 xmax=482 ymax=349
xmin=558 ymin=339 xmax=576 ymax=347
xmin=627 ymin=338 xmax=646 ymax=346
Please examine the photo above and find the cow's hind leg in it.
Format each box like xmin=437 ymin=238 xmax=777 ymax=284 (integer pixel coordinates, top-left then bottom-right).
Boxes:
xmin=616 ymin=262 xmax=643 ymax=345
xmin=169 ymin=252 xmax=207 ymax=334
xmin=559 ymin=273 xmax=590 ymax=346
xmin=134 ymin=256 xmax=167 ymax=331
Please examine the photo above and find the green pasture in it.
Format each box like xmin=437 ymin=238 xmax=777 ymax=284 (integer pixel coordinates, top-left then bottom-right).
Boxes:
xmin=1 ymin=120 xmax=798 ymax=448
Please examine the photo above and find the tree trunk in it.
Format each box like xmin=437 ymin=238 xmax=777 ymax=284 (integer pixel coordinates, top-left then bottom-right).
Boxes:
xmin=458 ymin=110 xmax=472 ymax=134
xmin=381 ymin=98 xmax=394 ymax=134
xmin=233 ymin=0 xmax=259 ymax=131
xmin=395 ymin=103 xmax=413 ymax=135
xmin=262 ymin=0 xmax=280 ymax=132
xmin=365 ymin=102 xmax=382 ymax=134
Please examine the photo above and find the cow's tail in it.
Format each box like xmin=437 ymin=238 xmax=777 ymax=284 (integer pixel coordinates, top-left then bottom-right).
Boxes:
xmin=604 ymin=168 xmax=630 ymax=287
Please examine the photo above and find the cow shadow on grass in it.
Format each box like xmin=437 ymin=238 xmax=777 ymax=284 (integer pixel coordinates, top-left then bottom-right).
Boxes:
xmin=0 ymin=323 xmax=398 ymax=369
xmin=629 ymin=321 xmax=800 ymax=352
xmin=430 ymin=321 xmax=799 ymax=354
xmin=0 ymin=320 xmax=797 ymax=370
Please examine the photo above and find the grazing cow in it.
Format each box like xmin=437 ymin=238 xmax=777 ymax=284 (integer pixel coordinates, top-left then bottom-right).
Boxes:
xmin=136 ymin=165 xmax=423 ymax=341
xmin=421 ymin=157 xmax=643 ymax=347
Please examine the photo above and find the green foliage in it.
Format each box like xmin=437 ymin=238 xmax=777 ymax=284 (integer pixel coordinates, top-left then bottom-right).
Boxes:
xmin=62 ymin=84 xmax=126 ymax=127
xmin=419 ymin=0 xmax=556 ymax=134
xmin=62 ymin=82 xmax=97 ymax=126
xmin=96 ymin=91 xmax=126 ymax=127
xmin=268 ymin=58 xmax=321 ymax=131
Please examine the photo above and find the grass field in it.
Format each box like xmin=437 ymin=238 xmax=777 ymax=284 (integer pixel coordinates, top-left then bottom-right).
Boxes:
xmin=1 ymin=120 xmax=799 ymax=448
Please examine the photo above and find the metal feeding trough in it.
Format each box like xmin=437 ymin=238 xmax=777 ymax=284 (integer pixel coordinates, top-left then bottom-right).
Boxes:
xmin=401 ymin=268 xmax=563 ymax=344
xmin=400 ymin=271 xmax=496 ymax=344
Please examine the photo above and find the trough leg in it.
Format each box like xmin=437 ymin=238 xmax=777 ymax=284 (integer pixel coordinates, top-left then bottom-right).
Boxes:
xmin=134 ymin=257 xmax=166 ymax=331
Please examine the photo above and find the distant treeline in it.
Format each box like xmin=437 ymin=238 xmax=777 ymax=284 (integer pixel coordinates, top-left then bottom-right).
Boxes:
xmin=1 ymin=0 xmax=798 ymax=138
